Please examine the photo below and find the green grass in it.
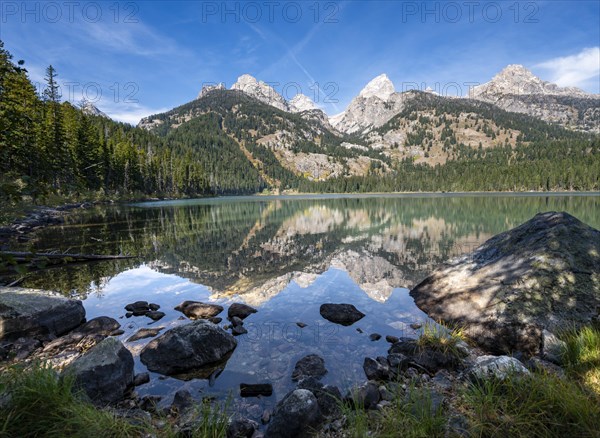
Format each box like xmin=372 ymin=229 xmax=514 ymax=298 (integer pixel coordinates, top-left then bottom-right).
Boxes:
xmin=416 ymin=322 xmax=467 ymax=358
xmin=337 ymin=383 xmax=446 ymax=438
xmin=0 ymin=362 xmax=230 ymax=438
xmin=462 ymin=370 xmax=600 ymax=438
xmin=560 ymin=325 xmax=600 ymax=395
xmin=0 ymin=362 xmax=144 ymax=437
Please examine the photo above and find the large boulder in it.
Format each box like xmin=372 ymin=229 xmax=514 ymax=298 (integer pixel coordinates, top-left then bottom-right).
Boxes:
xmin=411 ymin=212 xmax=600 ymax=354
xmin=63 ymin=337 xmax=134 ymax=406
xmin=319 ymin=303 xmax=365 ymax=326
xmin=140 ymin=320 xmax=237 ymax=375
xmin=266 ymin=389 xmax=322 ymax=437
xmin=0 ymin=287 xmax=85 ymax=341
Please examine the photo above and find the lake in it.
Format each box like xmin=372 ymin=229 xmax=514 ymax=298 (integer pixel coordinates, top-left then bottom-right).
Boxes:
xmin=10 ymin=193 xmax=600 ymax=417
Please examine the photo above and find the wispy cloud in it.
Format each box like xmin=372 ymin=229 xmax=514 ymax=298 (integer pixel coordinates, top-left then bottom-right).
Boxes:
xmin=535 ymin=47 xmax=600 ymax=91
xmin=247 ymin=22 xmax=340 ymax=112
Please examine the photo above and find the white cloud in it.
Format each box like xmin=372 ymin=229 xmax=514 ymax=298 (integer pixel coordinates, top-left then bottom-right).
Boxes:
xmin=97 ymin=100 xmax=170 ymax=125
xmin=535 ymin=47 xmax=600 ymax=91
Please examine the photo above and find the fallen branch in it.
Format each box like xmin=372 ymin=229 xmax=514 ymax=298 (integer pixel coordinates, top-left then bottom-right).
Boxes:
xmin=1 ymin=251 xmax=136 ymax=263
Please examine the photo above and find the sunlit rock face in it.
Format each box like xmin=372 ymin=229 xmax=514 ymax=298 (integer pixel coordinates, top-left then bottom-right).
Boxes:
xmin=471 ymin=65 xmax=600 ymax=133
xmin=411 ymin=212 xmax=600 ymax=355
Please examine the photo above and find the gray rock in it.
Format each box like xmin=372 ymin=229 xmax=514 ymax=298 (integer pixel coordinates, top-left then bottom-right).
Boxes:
xmin=63 ymin=337 xmax=133 ymax=406
xmin=174 ymin=301 xmax=224 ymax=319
xmin=266 ymin=389 xmax=322 ymax=437
xmin=133 ymin=372 xmax=150 ymax=386
xmin=363 ymin=357 xmax=390 ymax=381
xmin=542 ymin=330 xmax=566 ymax=364
xmin=0 ymin=287 xmax=85 ymax=341
xmin=228 ymin=303 xmax=258 ymax=320
xmin=127 ymin=327 xmax=164 ymax=342
xmin=387 ymin=353 xmax=410 ymax=372
xmin=297 ymin=377 xmax=342 ymax=418
xmin=291 ymin=354 xmax=327 ymax=381
xmin=346 ymin=381 xmax=380 ymax=410
xmin=228 ymin=418 xmax=259 ymax=438
xmin=385 ymin=335 xmax=399 ymax=344
xmin=140 ymin=320 xmax=237 ymax=375
xmin=171 ymin=389 xmax=194 ymax=414
xmin=411 ymin=212 xmax=600 ymax=355
xmin=319 ymin=303 xmax=365 ymax=326
xmin=369 ymin=333 xmax=382 ymax=341
xmin=78 ymin=316 xmax=120 ymax=335
xmin=231 ymin=316 xmax=244 ymax=327
xmin=146 ymin=311 xmax=165 ymax=321
xmin=232 ymin=325 xmax=248 ymax=336
xmin=410 ymin=348 xmax=462 ymax=373
xmin=469 ymin=355 xmax=530 ymax=381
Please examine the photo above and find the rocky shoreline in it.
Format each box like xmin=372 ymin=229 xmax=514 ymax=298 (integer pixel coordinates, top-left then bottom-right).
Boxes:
xmin=1 ymin=211 xmax=599 ymax=437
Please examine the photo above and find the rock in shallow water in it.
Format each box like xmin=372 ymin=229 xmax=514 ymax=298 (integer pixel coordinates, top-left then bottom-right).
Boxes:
xmin=291 ymin=354 xmax=327 ymax=381
xmin=174 ymin=301 xmax=224 ymax=319
xmin=140 ymin=320 xmax=237 ymax=375
xmin=228 ymin=303 xmax=258 ymax=320
xmin=0 ymin=287 xmax=85 ymax=341
xmin=319 ymin=303 xmax=365 ymax=326
xmin=127 ymin=327 xmax=164 ymax=342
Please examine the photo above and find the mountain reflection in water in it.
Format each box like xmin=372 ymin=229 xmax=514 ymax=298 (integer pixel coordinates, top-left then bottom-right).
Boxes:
xmin=8 ymin=194 xmax=600 ymax=413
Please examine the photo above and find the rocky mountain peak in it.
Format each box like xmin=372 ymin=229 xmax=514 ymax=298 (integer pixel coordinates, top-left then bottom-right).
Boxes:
xmin=231 ymin=74 xmax=289 ymax=111
xmin=197 ymin=82 xmax=225 ymax=99
xmin=289 ymin=94 xmax=319 ymax=113
xmin=472 ymin=64 xmax=590 ymax=98
xmin=80 ymin=100 xmax=108 ymax=118
xmin=358 ymin=74 xmax=395 ymax=101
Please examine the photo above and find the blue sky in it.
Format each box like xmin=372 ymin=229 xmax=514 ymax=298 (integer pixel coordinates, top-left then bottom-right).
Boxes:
xmin=1 ymin=0 xmax=599 ymax=124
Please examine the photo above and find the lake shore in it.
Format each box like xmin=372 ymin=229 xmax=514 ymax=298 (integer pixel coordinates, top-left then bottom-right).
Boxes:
xmin=1 ymin=210 xmax=599 ymax=436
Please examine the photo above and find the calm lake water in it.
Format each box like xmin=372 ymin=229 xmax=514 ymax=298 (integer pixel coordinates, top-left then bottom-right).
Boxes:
xmin=10 ymin=193 xmax=600 ymax=416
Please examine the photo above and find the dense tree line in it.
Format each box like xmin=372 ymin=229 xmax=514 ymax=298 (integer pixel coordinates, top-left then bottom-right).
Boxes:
xmin=0 ymin=41 xmax=211 ymax=207
xmin=300 ymin=137 xmax=600 ymax=193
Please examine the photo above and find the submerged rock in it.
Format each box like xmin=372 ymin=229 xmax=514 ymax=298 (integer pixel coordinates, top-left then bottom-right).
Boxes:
xmin=0 ymin=287 xmax=85 ymax=341
xmin=63 ymin=337 xmax=134 ymax=406
xmin=127 ymin=327 xmax=164 ymax=342
xmin=291 ymin=354 xmax=327 ymax=381
xmin=240 ymin=383 xmax=273 ymax=397
xmin=411 ymin=212 xmax=600 ymax=355
xmin=319 ymin=303 xmax=365 ymax=326
xmin=140 ymin=320 xmax=237 ymax=375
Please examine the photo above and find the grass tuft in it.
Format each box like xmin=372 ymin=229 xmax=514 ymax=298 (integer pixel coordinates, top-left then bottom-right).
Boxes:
xmin=560 ymin=324 xmax=600 ymax=395
xmin=462 ymin=370 xmax=600 ymax=437
xmin=0 ymin=362 xmax=144 ymax=437
xmin=416 ymin=322 xmax=467 ymax=358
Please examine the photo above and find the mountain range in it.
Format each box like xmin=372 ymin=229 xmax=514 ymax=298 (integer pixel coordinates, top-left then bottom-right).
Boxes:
xmin=135 ymin=65 xmax=598 ymax=185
